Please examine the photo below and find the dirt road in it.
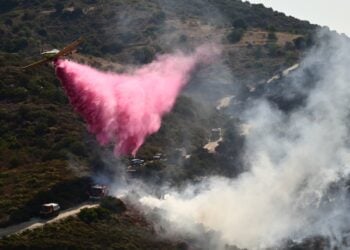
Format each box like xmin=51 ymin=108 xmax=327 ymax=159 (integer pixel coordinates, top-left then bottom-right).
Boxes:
xmin=0 ymin=202 xmax=98 ymax=238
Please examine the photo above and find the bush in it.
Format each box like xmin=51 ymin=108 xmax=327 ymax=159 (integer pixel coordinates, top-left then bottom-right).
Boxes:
xmin=9 ymin=157 xmax=21 ymax=168
xmin=227 ymin=29 xmax=244 ymax=43
xmin=5 ymin=38 xmax=28 ymax=52
xmin=42 ymin=150 xmax=67 ymax=161
xmin=37 ymin=29 xmax=47 ymax=37
xmin=101 ymin=42 xmax=123 ymax=54
xmin=267 ymin=44 xmax=280 ymax=57
xmin=268 ymin=31 xmax=277 ymax=41
xmin=34 ymin=123 xmax=48 ymax=136
xmin=178 ymin=34 xmax=188 ymax=44
xmin=267 ymin=25 xmax=276 ymax=32
xmin=232 ymin=19 xmax=247 ymax=30
xmin=100 ymin=197 xmax=126 ymax=213
xmin=132 ymin=47 xmax=155 ymax=64
xmin=293 ymin=36 xmax=306 ymax=50
xmin=285 ymin=51 xmax=298 ymax=65
xmin=69 ymin=141 xmax=87 ymax=157
xmin=78 ymin=208 xmax=97 ymax=223
xmin=7 ymin=87 xmax=28 ymax=101
xmin=78 ymin=207 xmax=111 ymax=223
xmin=284 ymin=41 xmax=295 ymax=50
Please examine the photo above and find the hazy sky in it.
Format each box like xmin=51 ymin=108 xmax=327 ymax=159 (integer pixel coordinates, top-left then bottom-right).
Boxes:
xmin=247 ymin=0 xmax=350 ymax=36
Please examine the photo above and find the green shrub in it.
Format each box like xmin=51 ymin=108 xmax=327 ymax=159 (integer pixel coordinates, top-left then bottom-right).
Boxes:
xmin=101 ymin=42 xmax=123 ymax=54
xmin=9 ymin=157 xmax=21 ymax=168
xmin=285 ymin=51 xmax=298 ymax=65
xmin=78 ymin=208 xmax=97 ymax=223
xmin=268 ymin=31 xmax=277 ymax=41
xmin=178 ymin=34 xmax=188 ymax=44
xmin=100 ymin=197 xmax=126 ymax=213
xmin=267 ymin=44 xmax=280 ymax=57
xmin=78 ymin=207 xmax=111 ymax=223
xmin=227 ymin=29 xmax=244 ymax=43
xmin=42 ymin=150 xmax=67 ymax=161
xmin=5 ymin=38 xmax=28 ymax=52
xmin=132 ymin=47 xmax=155 ymax=64
xmin=37 ymin=28 xmax=47 ymax=37
xmin=284 ymin=41 xmax=295 ymax=50
xmin=267 ymin=25 xmax=276 ymax=32
xmin=69 ymin=141 xmax=87 ymax=157
xmin=232 ymin=19 xmax=247 ymax=29
xmin=293 ymin=36 xmax=306 ymax=50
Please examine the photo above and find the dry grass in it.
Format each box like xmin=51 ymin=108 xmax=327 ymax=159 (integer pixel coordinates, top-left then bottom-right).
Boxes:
xmin=239 ymin=29 xmax=301 ymax=46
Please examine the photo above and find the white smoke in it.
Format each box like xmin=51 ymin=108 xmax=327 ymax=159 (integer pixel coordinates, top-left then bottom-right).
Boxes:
xmin=138 ymin=31 xmax=350 ymax=249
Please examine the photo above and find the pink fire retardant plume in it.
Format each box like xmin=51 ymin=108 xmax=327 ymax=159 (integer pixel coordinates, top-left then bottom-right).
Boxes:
xmin=55 ymin=45 xmax=219 ymax=156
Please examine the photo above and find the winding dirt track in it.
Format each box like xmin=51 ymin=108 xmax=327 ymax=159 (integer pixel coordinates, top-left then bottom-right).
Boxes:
xmin=0 ymin=202 xmax=98 ymax=238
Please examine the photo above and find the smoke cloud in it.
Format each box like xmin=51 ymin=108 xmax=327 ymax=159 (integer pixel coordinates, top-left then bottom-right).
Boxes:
xmin=139 ymin=31 xmax=350 ymax=249
xmin=55 ymin=45 xmax=219 ymax=156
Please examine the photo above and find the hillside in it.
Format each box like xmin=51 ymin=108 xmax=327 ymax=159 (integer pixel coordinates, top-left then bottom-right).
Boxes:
xmin=0 ymin=0 xmax=321 ymax=249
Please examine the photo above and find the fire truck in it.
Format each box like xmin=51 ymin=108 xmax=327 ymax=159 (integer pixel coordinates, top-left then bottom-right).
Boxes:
xmin=89 ymin=185 xmax=108 ymax=199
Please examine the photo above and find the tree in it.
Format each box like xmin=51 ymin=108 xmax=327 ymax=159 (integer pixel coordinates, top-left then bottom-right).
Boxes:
xmin=284 ymin=41 xmax=295 ymax=51
xmin=78 ymin=208 xmax=99 ymax=223
xmin=267 ymin=44 xmax=281 ymax=57
xmin=232 ymin=19 xmax=247 ymax=30
xmin=267 ymin=31 xmax=277 ymax=41
xmin=227 ymin=29 xmax=244 ymax=44
xmin=101 ymin=42 xmax=123 ymax=54
xmin=293 ymin=36 xmax=306 ymax=50
xmin=267 ymin=25 xmax=276 ymax=32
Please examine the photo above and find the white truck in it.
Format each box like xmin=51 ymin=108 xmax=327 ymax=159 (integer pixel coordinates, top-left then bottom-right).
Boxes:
xmin=40 ymin=203 xmax=60 ymax=218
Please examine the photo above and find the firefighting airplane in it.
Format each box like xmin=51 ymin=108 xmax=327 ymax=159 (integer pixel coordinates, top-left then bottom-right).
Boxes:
xmin=22 ymin=37 xmax=84 ymax=70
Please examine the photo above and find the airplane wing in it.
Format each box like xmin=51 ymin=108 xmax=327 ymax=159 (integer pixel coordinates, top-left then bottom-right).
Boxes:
xmin=21 ymin=38 xmax=84 ymax=70
xmin=22 ymin=58 xmax=51 ymax=70
xmin=55 ymin=37 xmax=84 ymax=58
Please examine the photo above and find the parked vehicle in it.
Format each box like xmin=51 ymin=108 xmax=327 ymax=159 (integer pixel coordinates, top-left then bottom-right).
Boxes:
xmin=130 ymin=158 xmax=144 ymax=166
xmin=89 ymin=185 xmax=108 ymax=199
xmin=40 ymin=203 xmax=60 ymax=218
